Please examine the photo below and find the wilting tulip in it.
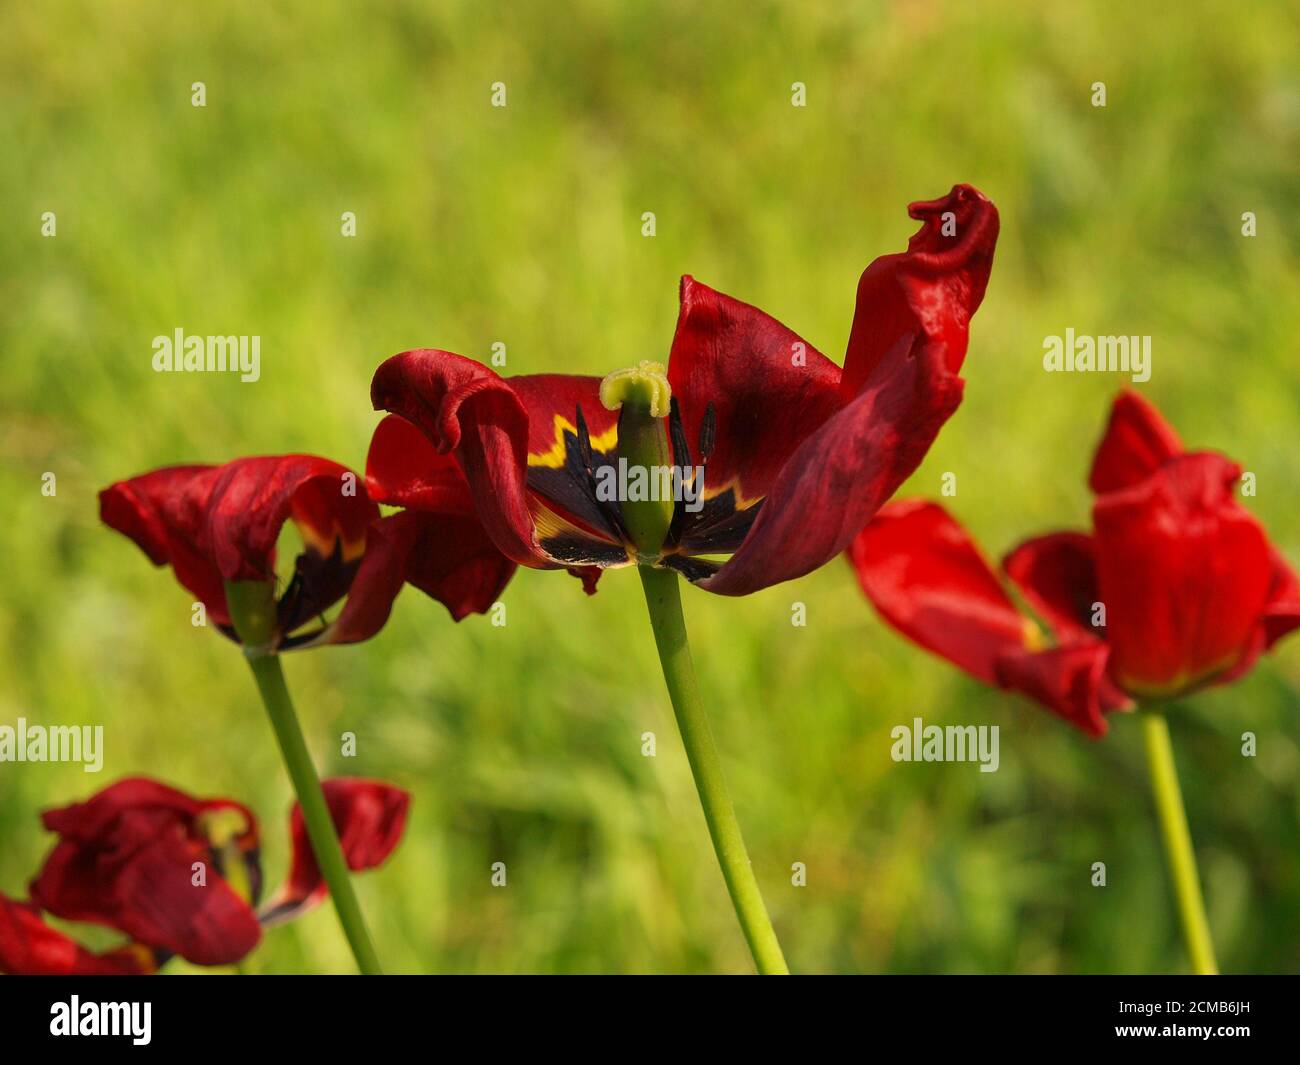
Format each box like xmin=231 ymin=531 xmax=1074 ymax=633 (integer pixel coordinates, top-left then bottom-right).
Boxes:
xmin=850 ymin=390 xmax=1300 ymax=974
xmin=0 ymin=777 xmax=408 ymax=975
xmin=368 ymin=185 xmax=1000 ymax=972
xmin=100 ymin=454 xmax=513 ymax=650
xmin=370 ymin=185 xmax=998 ymax=596
xmin=101 ymin=454 xmax=498 ymax=973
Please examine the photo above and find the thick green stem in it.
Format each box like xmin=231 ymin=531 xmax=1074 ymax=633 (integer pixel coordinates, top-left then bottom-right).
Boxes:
xmin=638 ymin=564 xmax=789 ymax=975
xmin=1140 ymin=712 xmax=1217 ymax=975
xmin=244 ymin=651 xmax=383 ymax=975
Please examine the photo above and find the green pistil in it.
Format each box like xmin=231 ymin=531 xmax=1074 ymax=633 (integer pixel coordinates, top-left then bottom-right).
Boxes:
xmin=600 ymin=361 xmax=676 ymax=559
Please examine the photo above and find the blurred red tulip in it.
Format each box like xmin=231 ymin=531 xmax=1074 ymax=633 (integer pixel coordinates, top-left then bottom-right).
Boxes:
xmin=0 ymin=776 xmax=409 ymax=975
xmin=850 ymin=391 xmax=1300 ymax=736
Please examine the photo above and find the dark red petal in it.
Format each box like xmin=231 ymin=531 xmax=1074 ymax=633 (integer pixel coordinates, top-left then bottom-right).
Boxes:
xmin=567 ymin=565 xmax=602 ymax=595
xmin=700 ymin=320 xmax=965 ymax=596
xmin=666 ymin=276 xmax=843 ymax=505
xmin=1093 ymin=452 xmax=1274 ymax=698
xmin=32 ymin=830 xmax=261 ymax=966
xmin=107 ymin=837 xmax=262 ymax=965
xmin=40 ymin=777 xmax=206 ymax=839
xmin=0 ymin=895 xmax=151 ymax=975
xmin=260 ymin=779 xmax=410 ymax=926
xmin=839 ymin=184 xmax=999 ymax=396
xmin=39 ymin=777 xmax=257 ymax=851
xmin=365 ymin=413 xmax=476 ymax=514
xmin=370 ymin=350 xmax=548 ymax=567
xmin=695 ymin=190 xmax=998 ymax=597
xmin=100 ymin=465 xmax=231 ymax=624
xmin=1189 ymin=547 xmax=1300 ymax=693
xmin=308 ymin=511 xmax=516 ymax=646
xmin=1088 ymin=390 xmax=1185 ymax=494
xmin=848 ymin=500 xmax=1034 ymax=684
xmin=98 ymin=465 xmax=212 ymax=567
xmin=203 ymin=455 xmax=378 ymax=580
xmin=101 ymin=456 xmax=380 ymax=623
xmin=506 ymin=373 xmax=619 ymax=463
xmin=396 ymin=512 xmax=517 ymax=621
xmin=994 ymin=642 xmax=1131 ymax=738
xmin=1002 ymin=532 xmax=1101 ymax=642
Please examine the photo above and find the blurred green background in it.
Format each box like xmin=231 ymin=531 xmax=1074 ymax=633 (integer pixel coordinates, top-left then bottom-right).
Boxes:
xmin=2 ymin=0 xmax=1298 ymax=974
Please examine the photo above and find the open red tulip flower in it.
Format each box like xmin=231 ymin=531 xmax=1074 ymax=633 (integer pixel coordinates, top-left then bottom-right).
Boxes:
xmin=0 ymin=777 xmax=408 ymax=975
xmin=368 ymin=185 xmax=1000 ymax=974
xmin=370 ymin=184 xmax=998 ymax=596
xmin=849 ymin=389 xmax=1300 ymax=975
xmin=100 ymin=453 xmax=514 ymax=651
xmin=850 ymin=390 xmax=1300 ymax=737
xmin=100 ymin=453 xmax=491 ymax=974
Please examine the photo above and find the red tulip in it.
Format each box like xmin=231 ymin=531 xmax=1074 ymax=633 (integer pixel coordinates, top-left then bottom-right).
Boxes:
xmin=100 ymin=453 xmax=515 ymax=649
xmin=368 ymin=185 xmax=999 ymax=595
xmin=850 ymin=391 xmax=1300 ymax=736
xmin=0 ymin=777 xmax=409 ymax=974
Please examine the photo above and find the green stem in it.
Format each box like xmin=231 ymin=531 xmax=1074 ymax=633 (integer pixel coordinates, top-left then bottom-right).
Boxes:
xmin=244 ymin=651 xmax=383 ymax=975
xmin=638 ymin=564 xmax=789 ymax=975
xmin=1140 ymin=711 xmax=1217 ymax=975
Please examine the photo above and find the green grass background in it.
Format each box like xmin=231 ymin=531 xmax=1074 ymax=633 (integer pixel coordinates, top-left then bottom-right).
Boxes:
xmin=2 ymin=0 xmax=1298 ymax=973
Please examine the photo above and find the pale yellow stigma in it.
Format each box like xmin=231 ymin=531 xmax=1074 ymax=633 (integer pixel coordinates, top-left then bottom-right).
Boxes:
xmin=599 ymin=360 xmax=672 ymax=418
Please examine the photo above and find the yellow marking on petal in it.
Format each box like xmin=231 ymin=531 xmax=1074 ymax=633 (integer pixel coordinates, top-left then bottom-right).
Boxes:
xmin=219 ymin=841 xmax=254 ymax=904
xmin=295 ymin=520 xmax=368 ymax=562
xmin=527 ymin=414 xmax=620 ymax=469
xmin=341 ymin=533 xmax=367 ymax=562
xmin=528 ymin=495 xmax=621 ymax=546
xmin=699 ymin=474 xmax=761 ymax=510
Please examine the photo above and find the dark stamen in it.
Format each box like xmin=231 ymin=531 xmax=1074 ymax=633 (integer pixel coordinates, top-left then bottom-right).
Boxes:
xmin=668 ymin=397 xmax=693 ymax=468
xmin=699 ymin=402 xmax=716 ymax=462
xmin=575 ymin=403 xmax=595 ymax=473
xmin=665 ymin=397 xmax=692 ymax=547
xmin=569 ymin=403 xmax=630 ymax=541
